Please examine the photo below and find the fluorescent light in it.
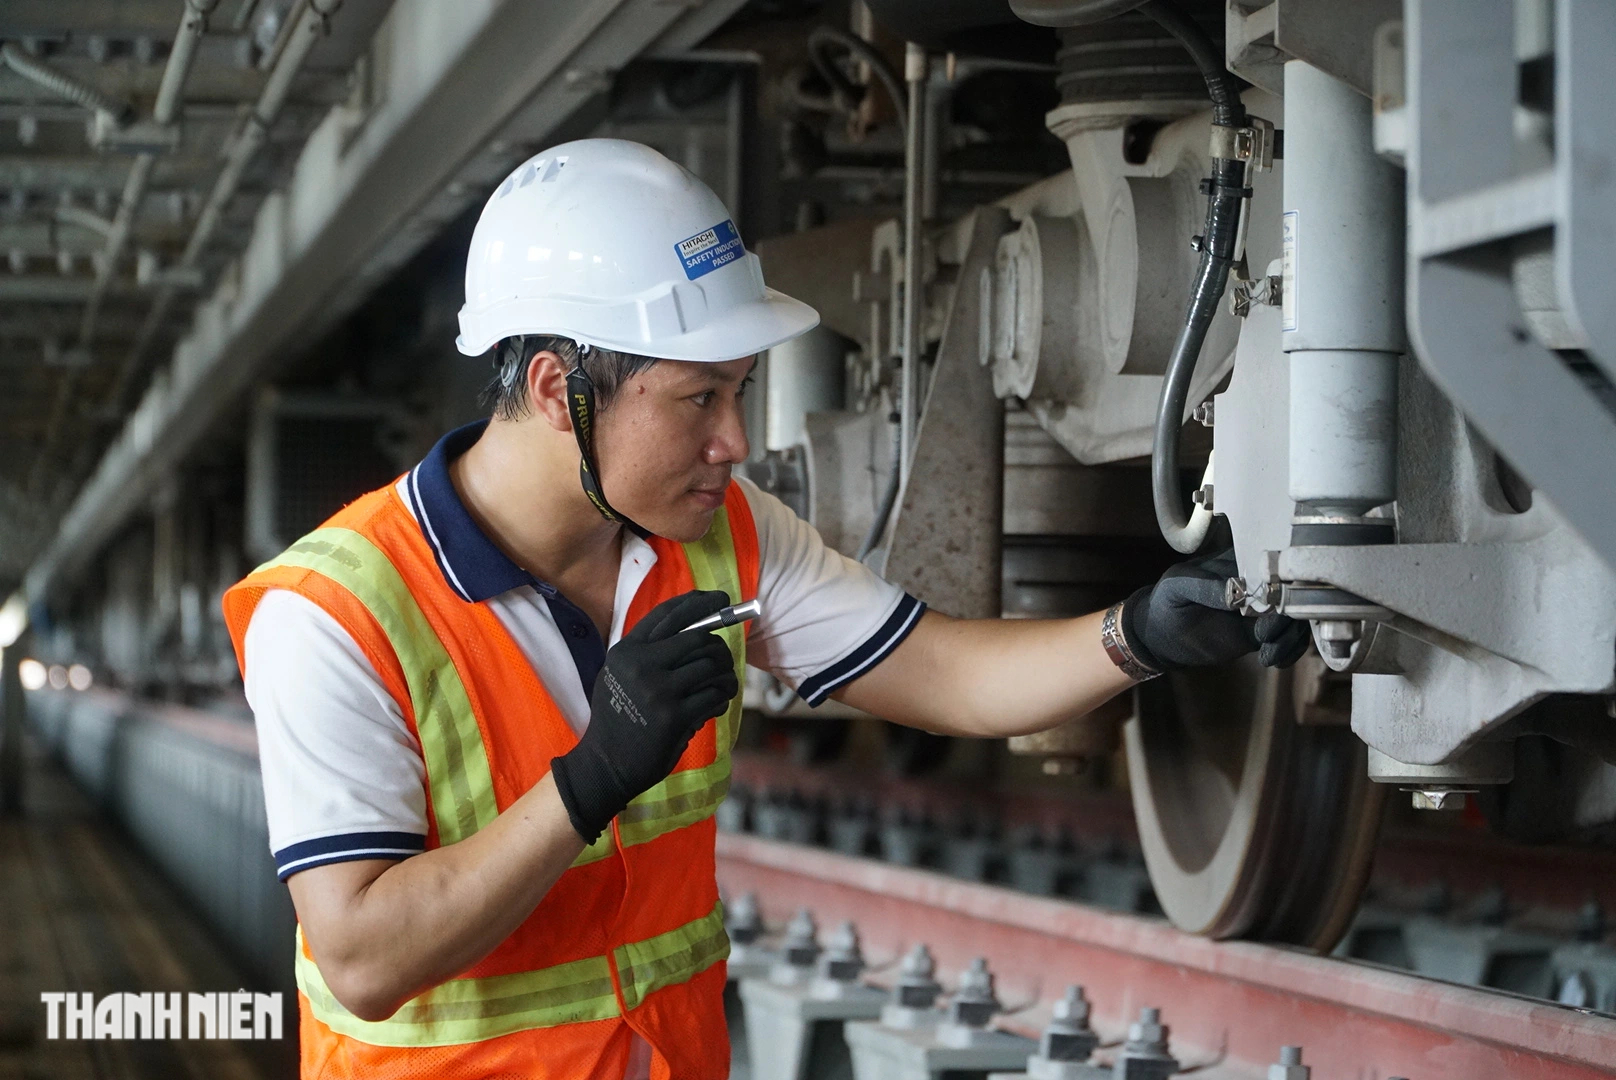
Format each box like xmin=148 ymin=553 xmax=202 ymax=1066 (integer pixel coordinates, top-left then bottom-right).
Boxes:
xmin=18 ymin=658 xmax=46 ymax=691
xmin=0 ymin=592 xmax=26 ymax=649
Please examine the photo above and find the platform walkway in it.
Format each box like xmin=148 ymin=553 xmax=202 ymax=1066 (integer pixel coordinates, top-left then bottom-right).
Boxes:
xmin=0 ymin=736 xmax=295 ymax=1080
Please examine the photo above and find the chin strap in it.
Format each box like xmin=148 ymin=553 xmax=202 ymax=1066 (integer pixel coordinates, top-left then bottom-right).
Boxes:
xmin=565 ymin=351 xmax=651 ymax=540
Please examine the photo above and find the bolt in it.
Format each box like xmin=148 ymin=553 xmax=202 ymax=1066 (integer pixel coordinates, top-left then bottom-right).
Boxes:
xmin=1559 ymin=971 xmax=1595 ymax=1009
xmin=1575 ymin=898 xmax=1605 ymax=942
xmin=562 ymin=67 xmax=611 ymax=94
xmin=724 ymin=892 xmax=763 ymax=946
xmin=818 ymin=920 xmax=865 ymax=982
xmin=1039 ymin=985 xmax=1098 ymax=1062
xmin=1475 ymin=885 xmax=1508 ymax=926
xmin=1418 ymin=879 xmax=1452 ymax=916
xmin=1316 ymin=620 xmax=1359 ymax=642
xmin=1191 ymin=484 xmax=1214 ymax=511
xmin=1230 ymin=282 xmax=1253 ymax=318
xmin=1190 ymin=234 xmax=1206 ymax=252
xmin=1410 ymin=789 xmax=1469 ymax=811
xmin=86 ymin=36 xmax=110 ymax=63
xmin=57 ymin=250 xmax=75 ymax=276
xmin=1114 ymin=1006 xmax=1178 ymax=1080
xmin=1224 ymin=576 xmax=1248 ymax=610
xmin=893 ymin=943 xmax=942 ymax=1009
xmin=1192 ymin=400 xmax=1215 ymax=427
xmin=904 ymin=42 xmax=928 ymax=83
xmin=1268 ymin=1044 xmax=1310 ymax=1080
xmin=947 ymin=957 xmax=1001 ymax=1029
xmin=781 ymin=908 xmax=820 ymax=967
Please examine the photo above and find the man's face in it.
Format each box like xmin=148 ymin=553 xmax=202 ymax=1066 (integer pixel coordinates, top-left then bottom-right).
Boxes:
xmin=592 ymin=355 xmax=755 ymax=542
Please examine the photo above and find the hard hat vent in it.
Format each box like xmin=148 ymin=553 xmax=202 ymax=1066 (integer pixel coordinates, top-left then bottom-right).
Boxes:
xmin=498 ymin=156 xmax=568 ymax=201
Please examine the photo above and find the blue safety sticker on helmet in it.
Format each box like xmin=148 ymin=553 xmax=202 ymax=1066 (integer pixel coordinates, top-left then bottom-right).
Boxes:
xmin=675 ymin=219 xmax=745 ymax=281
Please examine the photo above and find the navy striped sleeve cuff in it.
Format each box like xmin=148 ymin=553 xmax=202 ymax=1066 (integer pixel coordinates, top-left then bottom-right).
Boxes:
xmin=796 ymin=594 xmax=926 ymax=707
xmin=273 ymin=831 xmax=426 ymax=881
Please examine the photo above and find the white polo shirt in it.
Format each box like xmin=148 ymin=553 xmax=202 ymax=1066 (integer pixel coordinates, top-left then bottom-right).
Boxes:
xmin=243 ymin=419 xmax=924 ymax=882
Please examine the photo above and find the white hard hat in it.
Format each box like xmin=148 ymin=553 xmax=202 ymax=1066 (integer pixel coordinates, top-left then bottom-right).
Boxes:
xmin=457 ymin=138 xmax=819 ymax=362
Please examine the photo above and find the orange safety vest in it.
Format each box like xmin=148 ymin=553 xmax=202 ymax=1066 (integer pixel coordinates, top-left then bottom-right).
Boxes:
xmin=222 ymin=477 xmax=759 ymax=1080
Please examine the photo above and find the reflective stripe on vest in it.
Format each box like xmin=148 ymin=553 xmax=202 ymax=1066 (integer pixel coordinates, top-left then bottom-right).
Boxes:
xmin=294 ymin=902 xmax=728 ymax=1047
xmin=251 ymin=506 xmax=746 ymax=1042
xmin=614 ymin=508 xmax=746 ymax=848
xmin=260 ymin=531 xmax=498 ymax=846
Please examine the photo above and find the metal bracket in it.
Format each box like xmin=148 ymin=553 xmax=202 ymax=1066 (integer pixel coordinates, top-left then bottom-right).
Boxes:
xmin=136 ymin=250 xmax=205 ymax=290
xmin=1208 ymin=117 xmax=1275 ymax=171
xmin=1229 ymin=274 xmax=1283 ymax=317
xmin=88 ymin=112 xmax=182 ymax=154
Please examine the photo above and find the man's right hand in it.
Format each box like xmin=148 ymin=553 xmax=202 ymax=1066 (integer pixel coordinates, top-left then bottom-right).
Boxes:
xmin=551 ymin=590 xmax=740 ymax=842
xmin=1122 ymin=549 xmax=1310 ymax=671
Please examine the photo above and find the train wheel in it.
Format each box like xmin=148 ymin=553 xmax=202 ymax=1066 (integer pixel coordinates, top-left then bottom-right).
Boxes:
xmin=1124 ymin=654 xmax=1385 ymax=950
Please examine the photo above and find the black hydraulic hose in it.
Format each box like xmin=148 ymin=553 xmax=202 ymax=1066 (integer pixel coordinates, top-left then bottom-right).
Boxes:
xmin=1138 ymin=0 xmax=1243 ymax=126
xmin=806 ymin=26 xmax=908 ymax=139
xmin=1136 ymin=0 xmax=1253 ymax=553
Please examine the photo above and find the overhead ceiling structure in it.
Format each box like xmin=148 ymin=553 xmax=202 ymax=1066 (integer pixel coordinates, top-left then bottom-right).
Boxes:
xmin=6 ymin=0 xmax=751 ymax=600
xmin=0 ymin=0 xmax=394 ymax=581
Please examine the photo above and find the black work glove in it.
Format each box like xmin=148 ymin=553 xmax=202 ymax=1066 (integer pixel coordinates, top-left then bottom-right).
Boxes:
xmin=1121 ymin=549 xmax=1310 ymax=672
xmin=551 ymin=590 xmax=740 ymax=842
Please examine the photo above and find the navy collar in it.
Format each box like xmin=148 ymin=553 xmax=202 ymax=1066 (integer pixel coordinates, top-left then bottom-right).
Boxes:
xmin=404 ymin=419 xmax=557 ymax=603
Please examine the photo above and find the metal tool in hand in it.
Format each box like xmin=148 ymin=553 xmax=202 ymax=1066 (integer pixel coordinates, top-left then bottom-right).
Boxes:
xmin=680 ymin=599 xmax=762 ymax=634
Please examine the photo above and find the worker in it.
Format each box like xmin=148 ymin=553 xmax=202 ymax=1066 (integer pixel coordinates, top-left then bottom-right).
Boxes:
xmin=222 ymin=138 xmax=1306 ymax=1080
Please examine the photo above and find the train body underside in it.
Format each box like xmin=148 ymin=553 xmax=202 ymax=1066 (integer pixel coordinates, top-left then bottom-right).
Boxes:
xmin=744 ymin=0 xmax=1616 ymax=946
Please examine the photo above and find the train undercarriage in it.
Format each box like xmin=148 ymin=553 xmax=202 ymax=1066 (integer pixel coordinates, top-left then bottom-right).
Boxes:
xmin=738 ymin=0 xmax=1616 ymax=950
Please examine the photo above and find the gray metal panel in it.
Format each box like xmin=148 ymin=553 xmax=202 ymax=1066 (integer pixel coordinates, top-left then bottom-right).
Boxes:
xmin=1555 ymin=0 xmax=1616 ymax=382
xmin=1212 ymin=304 xmax=1293 ymax=581
xmin=1273 ymin=0 xmax=1401 ymax=97
xmin=1229 ymin=0 xmax=1401 ymax=98
xmin=1405 ymin=0 xmax=1616 ymax=571
xmin=883 ymin=206 xmax=1011 ymax=619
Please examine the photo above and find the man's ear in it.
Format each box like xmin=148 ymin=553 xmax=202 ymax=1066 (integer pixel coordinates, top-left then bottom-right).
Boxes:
xmin=525 ymin=350 xmax=575 ymax=434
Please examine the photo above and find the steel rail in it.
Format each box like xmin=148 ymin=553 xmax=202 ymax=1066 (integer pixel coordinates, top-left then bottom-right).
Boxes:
xmin=717 ymin=831 xmax=1616 ymax=1079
